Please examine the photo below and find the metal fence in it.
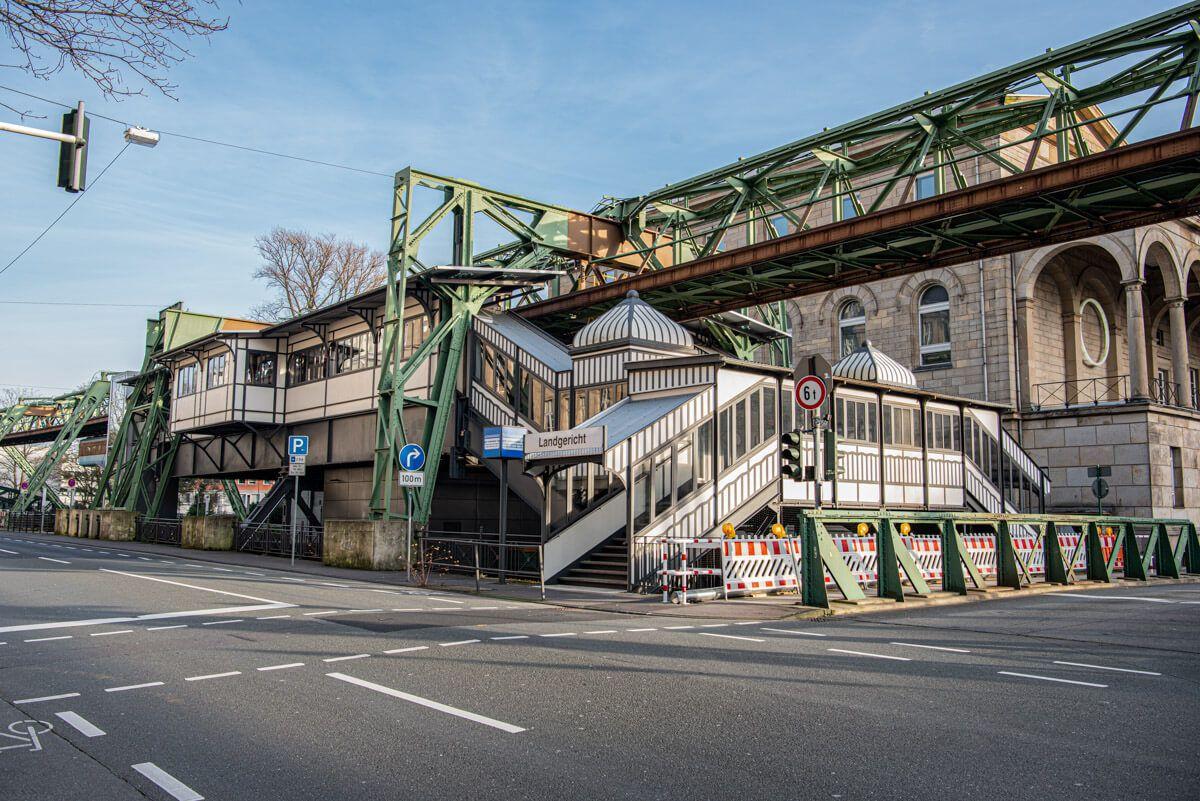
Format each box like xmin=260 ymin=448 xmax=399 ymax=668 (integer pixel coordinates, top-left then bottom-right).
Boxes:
xmin=1033 ymin=375 xmax=1128 ymax=409
xmin=235 ymin=523 xmax=323 ymax=561
xmin=136 ymin=517 xmax=183 ymax=546
xmin=3 ymin=510 xmax=49 ymax=532
xmin=420 ymin=531 xmax=544 ymax=596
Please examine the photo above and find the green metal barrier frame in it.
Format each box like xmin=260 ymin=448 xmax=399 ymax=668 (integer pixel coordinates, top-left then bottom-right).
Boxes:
xmin=796 ymin=508 xmax=1199 ymax=608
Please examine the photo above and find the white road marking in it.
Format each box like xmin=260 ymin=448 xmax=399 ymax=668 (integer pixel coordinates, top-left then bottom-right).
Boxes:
xmin=427 ymin=596 xmax=466 ymax=604
xmin=55 ymin=711 xmax=105 ymax=738
xmin=1048 ymin=593 xmax=1176 ymax=604
xmin=390 ymin=608 xmax=424 ymax=612
xmin=998 ymin=670 xmax=1107 ymax=688
xmin=319 ymin=582 xmax=349 ymax=588
xmin=14 ymin=692 xmax=80 ymax=704
xmin=26 ymin=635 xmax=72 ymax=642
xmin=90 ymin=630 xmax=134 ymax=637
xmin=105 ymin=682 xmax=164 ymax=693
xmin=257 ymin=663 xmax=305 ymax=672
xmin=327 ymin=673 xmax=525 ymax=734
xmin=184 ymin=671 xmax=241 ymax=682
xmin=383 ymin=646 xmax=429 ymax=654
xmin=146 ymin=625 xmax=187 ymax=631
xmin=440 ymin=639 xmax=480 ymax=647
xmin=303 ymin=610 xmax=339 ymax=617
xmin=490 ymin=635 xmax=528 ymax=641
xmin=256 ymin=614 xmax=291 ymax=620
xmin=346 ymin=609 xmax=383 ymax=614
xmin=132 ymin=762 xmax=204 ymax=801
xmin=184 ymin=564 xmax=206 ymax=568
xmin=0 ymin=547 xmax=18 ymax=554
xmin=208 ymin=567 xmax=233 ymax=572
xmin=698 ymin=623 xmax=729 ymax=628
xmin=37 ymin=557 xmax=70 ymax=564
xmin=136 ymin=557 xmax=152 ymax=561
xmin=626 ymin=627 xmax=658 ymax=632
xmin=116 ymin=554 xmax=130 ymax=558
xmin=277 ymin=577 xmax=305 ymax=582
xmin=891 ymin=642 xmax=971 ymax=653
xmin=699 ymin=632 xmax=765 ymax=643
xmin=828 ymin=648 xmax=911 ymax=662
xmin=1052 ymin=660 xmax=1161 ymax=676
xmin=324 ymin=654 xmax=371 ymax=662
xmin=471 ymin=606 xmax=499 ymax=610
xmin=243 ymin=572 xmax=264 ymax=576
xmin=98 ymin=569 xmax=289 ymax=604
xmin=540 ymin=632 xmax=577 ymax=638
xmin=583 ymin=630 xmax=617 ymax=635
xmin=663 ymin=625 xmax=694 ymax=630
xmin=200 ymin=619 xmax=242 ymax=626
xmin=430 ymin=607 xmax=462 ymax=611
xmin=762 ymin=628 xmax=826 ymax=637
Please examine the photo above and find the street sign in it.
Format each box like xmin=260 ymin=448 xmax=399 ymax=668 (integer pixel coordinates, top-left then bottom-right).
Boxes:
xmin=1087 ymin=465 xmax=1112 ymax=478
xmin=397 ymin=471 xmax=425 ymax=487
xmin=524 ymin=427 xmax=606 ymax=462
xmin=20 ymin=480 xmax=27 ymax=490
xmin=288 ymin=435 xmax=309 ymax=457
xmin=795 ymin=375 xmax=827 ymax=410
xmin=1091 ymin=478 xmax=1110 ymax=499
xmin=289 ymin=454 xmax=306 ymax=464
xmin=399 ymin=443 xmax=426 ymax=472
xmin=66 ymin=478 xmax=76 ymax=488
xmin=483 ymin=426 xmax=526 ymax=459
xmin=288 ymin=461 xmax=306 ymax=477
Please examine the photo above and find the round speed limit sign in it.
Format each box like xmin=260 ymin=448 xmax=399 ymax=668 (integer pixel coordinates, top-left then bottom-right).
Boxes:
xmin=795 ymin=375 xmax=827 ymax=410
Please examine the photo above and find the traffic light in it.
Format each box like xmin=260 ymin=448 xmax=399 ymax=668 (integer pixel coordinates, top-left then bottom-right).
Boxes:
xmin=780 ymin=430 xmax=804 ymax=480
xmin=57 ymin=106 xmax=89 ymax=192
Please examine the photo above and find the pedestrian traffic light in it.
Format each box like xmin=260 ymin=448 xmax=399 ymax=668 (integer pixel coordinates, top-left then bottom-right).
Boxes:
xmin=780 ymin=430 xmax=804 ymax=480
xmin=57 ymin=106 xmax=89 ymax=193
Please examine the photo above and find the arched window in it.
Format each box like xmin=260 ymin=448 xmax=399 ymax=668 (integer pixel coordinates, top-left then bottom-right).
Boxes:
xmin=918 ymin=284 xmax=951 ymax=366
xmin=838 ymin=300 xmax=866 ymax=357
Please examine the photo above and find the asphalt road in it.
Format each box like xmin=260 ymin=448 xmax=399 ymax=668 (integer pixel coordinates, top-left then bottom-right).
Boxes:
xmin=1 ymin=531 xmax=1198 ymax=801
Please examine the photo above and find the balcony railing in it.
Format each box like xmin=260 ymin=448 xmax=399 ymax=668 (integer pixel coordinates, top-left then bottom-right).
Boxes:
xmin=1032 ymin=375 xmax=1128 ymax=410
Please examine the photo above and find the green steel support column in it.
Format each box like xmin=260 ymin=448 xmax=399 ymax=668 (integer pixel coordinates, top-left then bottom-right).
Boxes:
xmin=940 ymin=518 xmax=966 ymax=594
xmin=995 ymin=519 xmax=1022 ymax=590
xmin=801 ymin=515 xmax=829 ymax=608
xmin=9 ymin=449 xmax=63 ymax=508
xmin=1106 ymin=524 xmax=1128 ymax=578
xmin=222 ymin=480 xmax=247 ymax=520
xmin=145 ymin=434 xmax=181 ymax=518
xmin=1043 ymin=520 xmax=1071 ymax=585
xmin=1154 ymin=522 xmax=1180 ymax=579
xmin=1084 ymin=521 xmax=1112 ymax=582
xmin=1122 ymin=521 xmax=1148 ymax=580
xmin=1174 ymin=521 xmax=1200 ymax=574
xmin=875 ymin=517 xmax=904 ymax=601
xmin=13 ymin=378 xmax=110 ymax=514
xmin=801 ymin=516 xmax=866 ymax=607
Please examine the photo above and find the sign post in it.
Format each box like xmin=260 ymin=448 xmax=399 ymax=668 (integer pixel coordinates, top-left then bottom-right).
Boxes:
xmin=287 ymin=436 xmax=309 ymax=566
xmin=398 ymin=443 xmax=426 ymax=580
xmin=795 ymin=374 xmax=828 ymax=509
xmin=484 ymin=427 xmax=526 ymax=584
xmin=67 ymin=478 xmax=76 ymax=512
xmin=1087 ymin=465 xmax=1111 ymax=515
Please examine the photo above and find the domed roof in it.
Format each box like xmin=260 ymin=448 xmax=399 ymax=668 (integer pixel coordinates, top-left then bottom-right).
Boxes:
xmin=832 ymin=341 xmax=917 ymax=388
xmin=572 ymin=290 xmax=695 ymax=352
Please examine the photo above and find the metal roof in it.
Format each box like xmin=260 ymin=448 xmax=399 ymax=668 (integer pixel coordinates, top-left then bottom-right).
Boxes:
xmin=477 ymin=311 xmax=572 ymax=373
xmin=572 ymin=290 xmax=694 ymax=353
xmin=582 ymin=390 xmax=701 ymax=449
xmin=832 ymin=342 xmax=917 ymax=388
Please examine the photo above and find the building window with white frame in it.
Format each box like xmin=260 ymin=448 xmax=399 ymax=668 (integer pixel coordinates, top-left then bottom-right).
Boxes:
xmin=839 ymin=300 xmax=866 ymax=357
xmin=918 ymin=284 xmax=951 ymax=367
xmin=915 ymin=173 xmax=937 ymax=200
xmin=205 ymin=353 xmax=229 ymax=388
xmin=176 ymin=363 xmax=197 ymax=397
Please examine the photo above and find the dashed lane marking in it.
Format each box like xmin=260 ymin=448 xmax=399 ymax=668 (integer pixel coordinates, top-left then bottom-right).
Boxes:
xmin=37 ymin=557 xmax=70 ymax=564
xmin=490 ymin=635 xmax=528 ymax=641
xmin=327 ymin=673 xmax=525 ymax=734
xmin=663 ymin=625 xmax=694 ymax=630
xmin=90 ymin=630 xmax=134 ymax=637
xmin=105 ymin=682 xmax=164 ymax=693
xmin=583 ymin=630 xmax=617 ymax=635
xmin=14 ymin=692 xmax=80 ymax=704
xmin=200 ymin=619 xmax=243 ymax=626
xmin=0 ymin=547 xmax=18 ymax=554
xmin=626 ymin=628 xmax=658 ymax=632
xmin=891 ymin=642 xmax=971 ymax=654
xmin=383 ymin=646 xmax=429 ymax=654
xmin=323 ymin=654 xmax=371 ymax=663
xmin=699 ymin=632 xmax=765 ymax=643
xmin=761 ymin=628 xmax=826 ymax=637
xmin=303 ymin=610 xmax=339 ymax=617
xmin=1052 ymin=660 xmax=1161 ymax=676
xmin=828 ymin=648 xmax=911 ymax=662
xmin=256 ymin=614 xmax=291 ymax=620
xmin=258 ymin=663 xmax=305 ymax=672
xmin=184 ymin=671 xmax=242 ymax=682
xmin=146 ymin=625 xmax=187 ymax=631
xmin=346 ymin=609 xmax=383 ymax=614
xmin=998 ymin=671 xmax=1107 ymax=688
xmin=698 ymin=623 xmax=729 ymax=628
xmin=55 ymin=711 xmax=105 ymax=738
xmin=25 ymin=635 xmax=72 ymax=642
xmin=131 ymin=762 xmax=204 ymax=801
xmin=440 ymin=639 xmax=480 ymax=647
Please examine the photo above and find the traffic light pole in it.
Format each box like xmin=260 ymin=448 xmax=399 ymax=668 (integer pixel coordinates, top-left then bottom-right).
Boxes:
xmin=0 ymin=100 xmax=88 ymax=191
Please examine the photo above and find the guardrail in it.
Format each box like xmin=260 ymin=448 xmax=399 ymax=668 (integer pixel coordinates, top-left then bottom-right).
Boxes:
xmin=420 ymin=532 xmax=545 ymax=598
xmin=236 ymin=523 xmax=323 ymax=561
xmin=1032 ymin=375 xmax=1128 ymax=409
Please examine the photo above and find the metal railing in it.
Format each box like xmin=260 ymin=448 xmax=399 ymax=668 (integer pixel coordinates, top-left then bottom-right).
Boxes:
xmin=1032 ymin=375 xmax=1128 ymax=410
xmin=3 ymin=510 xmax=49 ymax=532
xmin=235 ymin=523 xmax=323 ymax=560
xmin=420 ymin=531 xmax=544 ymax=597
xmin=136 ymin=517 xmax=183 ymax=546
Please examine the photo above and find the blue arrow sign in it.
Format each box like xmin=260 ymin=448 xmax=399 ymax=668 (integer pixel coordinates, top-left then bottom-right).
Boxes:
xmin=399 ymin=443 xmax=426 ymax=472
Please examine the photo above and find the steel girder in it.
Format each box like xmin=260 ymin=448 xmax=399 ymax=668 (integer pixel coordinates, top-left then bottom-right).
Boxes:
xmin=369 ymin=169 xmax=586 ymax=522
xmin=11 ymin=377 xmax=111 ymax=513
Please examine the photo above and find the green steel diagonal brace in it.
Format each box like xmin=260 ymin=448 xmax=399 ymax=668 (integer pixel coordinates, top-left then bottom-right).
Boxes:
xmin=1084 ymin=521 xmax=1113 ymax=582
xmin=1043 ymin=521 xmax=1073 ymax=585
xmin=1174 ymin=521 xmax=1200 ymax=573
xmin=1153 ymin=522 xmax=1180 ymax=578
xmin=1121 ymin=521 xmax=1149 ymax=580
xmin=941 ymin=518 xmax=985 ymax=593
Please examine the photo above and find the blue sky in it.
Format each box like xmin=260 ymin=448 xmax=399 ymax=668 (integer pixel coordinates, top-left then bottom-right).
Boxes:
xmin=0 ymin=0 xmax=1181 ymax=392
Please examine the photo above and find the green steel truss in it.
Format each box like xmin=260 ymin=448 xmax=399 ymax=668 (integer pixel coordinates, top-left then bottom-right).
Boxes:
xmin=93 ymin=313 xmax=180 ymax=517
xmin=523 ymin=2 xmax=1200 ymax=330
xmin=11 ymin=377 xmax=111 ymax=514
xmin=370 ymin=169 xmax=587 ymax=522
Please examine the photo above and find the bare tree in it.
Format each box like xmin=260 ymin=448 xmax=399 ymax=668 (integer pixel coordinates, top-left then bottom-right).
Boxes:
xmin=1 ymin=0 xmax=229 ymax=116
xmin=0 ymin=387 xmax=41 ymax=489
xmin=250 ymin=227 xmax=387 ymax=321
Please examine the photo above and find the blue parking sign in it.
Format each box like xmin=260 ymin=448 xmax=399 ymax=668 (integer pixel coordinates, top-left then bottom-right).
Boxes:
xmin=288 ymin=435 xmax=309 ymax=457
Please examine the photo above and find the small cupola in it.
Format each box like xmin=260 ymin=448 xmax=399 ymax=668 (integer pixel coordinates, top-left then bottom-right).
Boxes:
xmin=571 ymin=290 xmax=695 ymax=353
xmin=832 ymin=341 xmax=917 ymax=388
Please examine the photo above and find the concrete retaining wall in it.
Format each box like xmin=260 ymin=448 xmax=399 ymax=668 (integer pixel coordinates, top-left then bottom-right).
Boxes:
xmin=181 ymin=515 xmax=236 ymax=550
xmin=323 ymin=519 xmax=407 ymax=570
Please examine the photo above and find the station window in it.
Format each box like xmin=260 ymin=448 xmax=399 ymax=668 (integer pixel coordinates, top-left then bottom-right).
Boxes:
xmin=770 ymin=216 xmax=790 ymax=237
xmin=749 ymin=391 xmax=763 ymax=450
xmin=883 ymin=403 xmax=919 ymax=447
xmin=695 ymin=420 xmax=714 ymax=488
xmin=571 ymin=381 xmax=626 ymax=425
xmin=402 ymin=315 xmax=431 ymax=358
xmin=287 ymin=344 xmax=328 ymax=386
xmin=331 ymin=331 xmax=375 ymax=375
xmin=718 ymin=407 xmax=732 ymax=471
xmin=176 ymin=363 xmax=197 ymax=397
xmin=675 ymin=440 xmax=694 ymax=499
xmin=653 ymin=451 xmax=673 ymax=515
xmin=916 ymin=173 xmax=937 ymax=200
xmin=918 ymin=284 xmax=951 ymax=367
xmin=633 ymin=461 xmax=651 ymax=531
xmin=518 ymin=372 xmax=556 ymax=431
xmin=763 ymin=386 xmax=777 ymax=440
xmin=835 ymin=396 xmax=877 ymax=444
xmin=839 ymin=194 xmax=858 ymax=220
xmin=475 ymin=340 xmax=515 ymax=407
xmin=205 ymin=354 xmax=229 ymax=389
xmin=734 ymin=399 xmax=748 ymax=460
xmin=246 ymin=351 xmax=277 ymax=387
xmin=924 ymin=409 xmax=961 ymax=451
xmin=839 ymin=300 xmax=866 ymax=357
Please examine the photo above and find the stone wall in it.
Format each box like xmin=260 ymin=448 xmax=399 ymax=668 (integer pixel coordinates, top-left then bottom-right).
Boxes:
xmin=323 ymin=519 xmax=407 ymax=570
xmin=181 ymin=515 xmax=236 ymax=550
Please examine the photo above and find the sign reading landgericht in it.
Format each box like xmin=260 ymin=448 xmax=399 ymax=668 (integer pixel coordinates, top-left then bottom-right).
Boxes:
xmin=523 ymin=426 xmax=606 ymax=461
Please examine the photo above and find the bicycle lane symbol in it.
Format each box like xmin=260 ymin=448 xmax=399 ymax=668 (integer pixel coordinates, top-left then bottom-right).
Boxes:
xmin=0 ymin=720 xmax=53 ymax=753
